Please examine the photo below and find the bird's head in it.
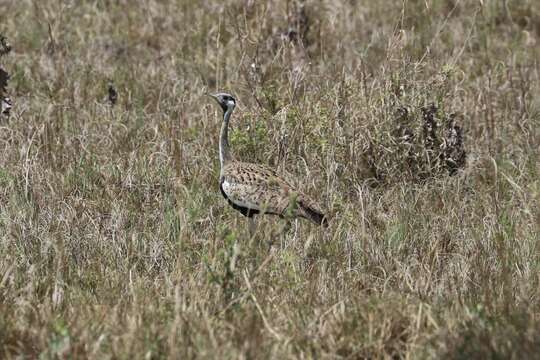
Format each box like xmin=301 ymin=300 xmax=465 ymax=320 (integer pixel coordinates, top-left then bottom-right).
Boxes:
xmin=207 ymin=92 xmax=236 ymax=113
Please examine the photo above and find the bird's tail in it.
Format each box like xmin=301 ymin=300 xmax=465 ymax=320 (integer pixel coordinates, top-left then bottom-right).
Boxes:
xmin=298 ymin=199 xmax=329 ymax=227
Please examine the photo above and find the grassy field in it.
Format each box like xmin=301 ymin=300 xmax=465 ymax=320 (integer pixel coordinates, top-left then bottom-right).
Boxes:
xmin=0 ymin=0 xmax=539 ymax=358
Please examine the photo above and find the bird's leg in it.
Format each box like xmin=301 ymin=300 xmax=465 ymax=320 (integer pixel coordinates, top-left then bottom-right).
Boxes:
xmin=248 ymin=216 xmax=256 ymax=239
xmin=292 ymin=219 xmax=299 ymax=244
xmin=281 ymin=220 xmax=292 ymax=250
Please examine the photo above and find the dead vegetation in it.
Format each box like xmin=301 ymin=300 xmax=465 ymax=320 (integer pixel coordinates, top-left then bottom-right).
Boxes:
xmin=0 ymin=35 xmax=12 ymax=118
xmin=363 ymin=101 xmax=468 ymax=185
xmin=0 ymin=0 xmax=539 ymax=358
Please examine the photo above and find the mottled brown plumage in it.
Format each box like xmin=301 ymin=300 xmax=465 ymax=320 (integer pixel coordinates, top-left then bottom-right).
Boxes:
xmin=209 ymin=92 xmax=328 ymax=227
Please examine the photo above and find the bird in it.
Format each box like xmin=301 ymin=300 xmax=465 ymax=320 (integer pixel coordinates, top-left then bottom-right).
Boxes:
xmin=207 ymin=91 xmax=328 ymax=235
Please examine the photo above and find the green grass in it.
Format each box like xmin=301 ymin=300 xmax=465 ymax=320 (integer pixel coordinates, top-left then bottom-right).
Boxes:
xmin=0 ymin=0 xmax=539 ymax=358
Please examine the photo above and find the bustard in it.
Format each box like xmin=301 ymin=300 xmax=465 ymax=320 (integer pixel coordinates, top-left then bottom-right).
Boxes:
xmin=208 ymin=92 xmax=328 ymax=234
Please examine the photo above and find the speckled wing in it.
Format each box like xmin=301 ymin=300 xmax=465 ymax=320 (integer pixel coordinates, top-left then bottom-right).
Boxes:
xmin=220 ymin=162 xmax=297 ymax=216
xmin=220 ymin=161 xmax=328 ymax=226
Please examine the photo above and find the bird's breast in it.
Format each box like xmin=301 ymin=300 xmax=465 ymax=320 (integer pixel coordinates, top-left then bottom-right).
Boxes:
xmin=221 ymin=179 xmax=262 ymax=211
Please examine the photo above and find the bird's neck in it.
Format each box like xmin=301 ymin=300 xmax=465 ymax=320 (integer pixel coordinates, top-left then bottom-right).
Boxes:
xmin=219 ymin=106 xmax=234 ymax=168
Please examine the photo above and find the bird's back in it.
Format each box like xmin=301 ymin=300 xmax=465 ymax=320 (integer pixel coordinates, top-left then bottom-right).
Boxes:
xmin=220 ymin=161 xmax=328 ymax=226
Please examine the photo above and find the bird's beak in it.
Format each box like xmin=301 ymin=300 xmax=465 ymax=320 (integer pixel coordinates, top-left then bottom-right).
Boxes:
xmin=205 ymin=93 xmax=218 ymax=101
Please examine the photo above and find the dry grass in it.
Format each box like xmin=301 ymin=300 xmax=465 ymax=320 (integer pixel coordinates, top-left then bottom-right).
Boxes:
xmin=0 ymin=0 xmax=539 ymax=358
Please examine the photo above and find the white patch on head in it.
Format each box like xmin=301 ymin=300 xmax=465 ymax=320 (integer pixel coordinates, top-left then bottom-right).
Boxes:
xmin=226 ymin=99 xmax=235 ymax=107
